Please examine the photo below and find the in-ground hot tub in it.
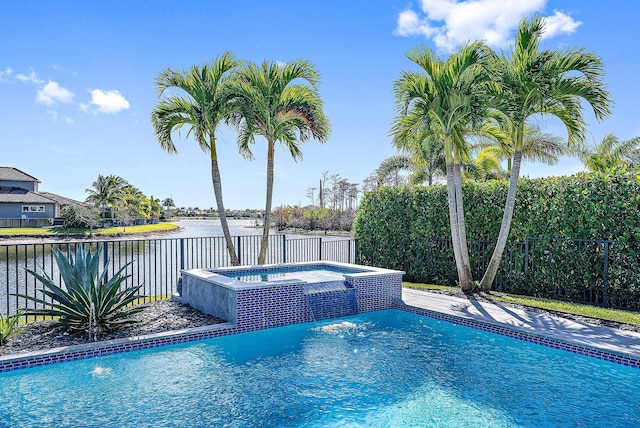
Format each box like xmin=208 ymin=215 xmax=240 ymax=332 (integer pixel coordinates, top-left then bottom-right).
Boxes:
xmin=178 ymin=261 xmax=403 ymax=332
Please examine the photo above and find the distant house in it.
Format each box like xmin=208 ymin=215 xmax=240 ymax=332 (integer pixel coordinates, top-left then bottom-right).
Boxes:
xmin=0 ymin=167 xmax=80 ymax=227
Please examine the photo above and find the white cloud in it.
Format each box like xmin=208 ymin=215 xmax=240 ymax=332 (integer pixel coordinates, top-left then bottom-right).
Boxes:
xmin=16 ymin=70 xmax=44 ymax=84
xmin=394 ymin=0 xmax=581 ymax=51
xmin=0 ymin=67 xmax=13 ymax=81
xmin=542 ymin=10 xmax=582 ymax=39
xmin=36 ymin=81 xmax=74 ymax=105
xmin=83 ymin=89 xmax=130 ymax=114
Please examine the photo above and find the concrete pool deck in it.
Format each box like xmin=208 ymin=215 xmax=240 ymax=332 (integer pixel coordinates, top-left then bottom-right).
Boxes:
xmin=403 ymin=288 xmax=640 ymax=359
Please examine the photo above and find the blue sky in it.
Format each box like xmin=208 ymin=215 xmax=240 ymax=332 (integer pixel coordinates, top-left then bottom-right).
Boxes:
xmin=1 ymin=1 xmax=639 ymax=209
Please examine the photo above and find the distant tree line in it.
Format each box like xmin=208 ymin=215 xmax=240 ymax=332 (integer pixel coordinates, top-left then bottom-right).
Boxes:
xmin=272 ymin=206 xmax=355 ymax=233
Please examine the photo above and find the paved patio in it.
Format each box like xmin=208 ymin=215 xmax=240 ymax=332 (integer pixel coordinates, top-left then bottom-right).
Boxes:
xmin=402 ymin=288 xmax=640 ymax=359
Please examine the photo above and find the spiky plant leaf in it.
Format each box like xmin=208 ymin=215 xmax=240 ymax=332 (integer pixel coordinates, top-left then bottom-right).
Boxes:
xmin=17 ymin=246 xmax=144 ymax=336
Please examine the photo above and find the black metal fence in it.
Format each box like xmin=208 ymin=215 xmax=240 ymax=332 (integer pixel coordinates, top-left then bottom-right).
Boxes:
xmin=1 ymin=234 xmax=358 ymax=320
xmin=359 ymin=236 xmax=640 ymax=310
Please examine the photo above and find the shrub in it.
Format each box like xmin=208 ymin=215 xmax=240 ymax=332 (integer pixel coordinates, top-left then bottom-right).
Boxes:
xmin=20 ymin=246 xmax=144 ymax=339
xmin=60 ymin=204 xmax=100 ymax=229
xmin=0 ymin=311 xmax=23 ymax=346
xmin=355 ymin=172 xmax=640 ymax=307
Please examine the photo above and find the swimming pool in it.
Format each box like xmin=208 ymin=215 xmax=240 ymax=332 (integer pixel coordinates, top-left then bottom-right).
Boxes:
xmin=1 ymin=309 xmax=639 ymax=427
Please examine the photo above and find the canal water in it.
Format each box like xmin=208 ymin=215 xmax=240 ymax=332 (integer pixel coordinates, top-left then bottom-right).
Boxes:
xmin=1 ymin=220 xmax=355 ymax=317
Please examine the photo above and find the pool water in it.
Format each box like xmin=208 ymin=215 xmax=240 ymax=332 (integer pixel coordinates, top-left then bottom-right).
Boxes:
xmin=225 ymin=266 xmax=355 ymax=283
xmin=1 ymin=310 xmax=639 ymax=427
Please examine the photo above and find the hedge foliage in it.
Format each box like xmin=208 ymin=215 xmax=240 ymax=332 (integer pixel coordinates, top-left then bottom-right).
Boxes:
xmin=355 ymin=173 xmax=640 ymax=307
xmin=356 ymin=173 xmax=640 ymax=243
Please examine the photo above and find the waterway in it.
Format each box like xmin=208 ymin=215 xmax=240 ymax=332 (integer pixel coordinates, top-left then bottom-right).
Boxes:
xmin=166 ymin=218 xmax=349 ymax=241
xmin=1 ymin=220 xmax=355 ymax=316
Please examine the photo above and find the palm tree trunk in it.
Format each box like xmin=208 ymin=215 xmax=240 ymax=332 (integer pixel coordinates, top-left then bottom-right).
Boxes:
xmin=479 ymin=149 xmax=523 ymax=291
xmin=453 ymin=157 xmax=473 ymax=290
xmin=258 ymin=139 xmax=275 ymax=265
xmin=210 ymin=137 xmax=240 ymax=266
xmin=445 ymin=162 xmax=467 ymax=287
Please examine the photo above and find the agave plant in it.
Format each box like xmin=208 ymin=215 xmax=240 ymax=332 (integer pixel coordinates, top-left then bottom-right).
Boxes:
xmin=20 ymin=246 xmax=144 ymax=337
xmin=0 ymin=311 xmax=23 ymax=346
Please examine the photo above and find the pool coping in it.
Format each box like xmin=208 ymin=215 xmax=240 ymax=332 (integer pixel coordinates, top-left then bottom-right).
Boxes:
xmin=393 ymin=301 xmax=640 ymax=369
xmin=2 ymin=302 xmax=640 ymax=373
xmin=182 ymin=261 xmax=400 ymax=291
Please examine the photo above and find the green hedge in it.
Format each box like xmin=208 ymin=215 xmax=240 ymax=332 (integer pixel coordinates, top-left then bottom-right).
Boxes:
xmin=356 ymin=173 xmax=640 ymax=242
xmin=354 ymin=173 xmax=640 ymax=307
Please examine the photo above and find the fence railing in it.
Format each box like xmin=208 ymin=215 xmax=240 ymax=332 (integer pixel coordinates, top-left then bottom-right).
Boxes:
xmin=1 ymin=234 xmax=358 ymax=320
xmin=359 ymin=236 xmax=640 ymax=310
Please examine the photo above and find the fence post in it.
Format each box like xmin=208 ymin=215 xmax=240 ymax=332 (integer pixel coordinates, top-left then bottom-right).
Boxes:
xmin=354 ymin=239 xmax=359 ymax=264
xmin=102 ymin=241 xmax=109 ymax=282
xmin=603 ymin=240 xmax=609 ymax=307
xmin=348 ymin=239 xmax=352 ymax=264
xmin=319 ymin=237 xmax=323 ymax=261
xmin=524 ymin=236 xmax=529 ymax=278
xmin=179 ymin=238 xmax=185 ymax=270
xmin=282 ymin=235 xmax=287 ymax=264
xmin=237 ymin=236 xmax=242 ymax=266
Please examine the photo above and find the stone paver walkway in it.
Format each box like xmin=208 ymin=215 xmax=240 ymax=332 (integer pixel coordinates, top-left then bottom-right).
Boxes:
xmin=402 ymin=288 xmax=640 ymax=359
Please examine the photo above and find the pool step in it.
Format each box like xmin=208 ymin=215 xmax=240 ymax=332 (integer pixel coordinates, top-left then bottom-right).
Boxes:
xmin=303 ymin=281 xmax=358 ymax=321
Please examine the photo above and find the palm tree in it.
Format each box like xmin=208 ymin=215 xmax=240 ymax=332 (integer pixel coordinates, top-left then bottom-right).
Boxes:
xmin=148 ymin=196 xmax=163 ymax=219
xmin=121 ymin=184 xmax=149 ymax=221
xmin=392 ymin=42 xmax=496 ymax=291
xmin=85 ymin=174 xmax=126 ymax=224
xmin=387 ymin=125 xmax=447 ymax=186
xmin=575 ymin=133 xmax=640 ymax=172
xmin=162 ymin=197 xmax=175 ymax=218
xmin=85 ymin=174 xmax=113 ymax=222
xmin=106 ymin=175 xmax=126 ymax=223
xmin=474 ymin=111 xmax=565 ymax=173
xmin=478 ymin=16 xmax=612 ymax=291
xmin=151 ymin=52 xmax=241 ymax=266
xmin=465 ymin=147 xmax=507 ymax=181
xmin=225 ymin=59 xmax=331 ymax=264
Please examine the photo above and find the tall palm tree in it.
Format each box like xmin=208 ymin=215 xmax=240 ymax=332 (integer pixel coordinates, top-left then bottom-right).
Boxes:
xmin=121 ymin=184 xmax=149 ymax=220
xmin=149 ymin=196 xmax=163 ymax=218
xmin=574 ymin=133 xmax=640 ymax=172
xmin=225 ymin=59 xmax=331 ymax=264
xmin=85 ymin=174 xmax=113 ymax=221
xmin=392 ymin=42 xmax=496 ymax=291
xmin=85 ymin=174 xmax=126 ymax=224
xmin=162 ymin=197 xmax=175 ymax=218
xmin=151 ymin=52 xmax=241 ymax=266
xmin=478 ymin=16 xmax=612 ymax=291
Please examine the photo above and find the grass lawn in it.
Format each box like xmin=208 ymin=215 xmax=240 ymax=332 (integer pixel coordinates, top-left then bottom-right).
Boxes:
xmin=404 ymin=282 xmax=640 ymax=327
xmin=0 ymin=223 xmax=179 ymax=238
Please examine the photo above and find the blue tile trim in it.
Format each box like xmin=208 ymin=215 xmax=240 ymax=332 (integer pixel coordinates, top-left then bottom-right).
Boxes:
xmin=0 ymin=323 xmax=242 ymax=373
xmin=3 ymin=299 xmax=640 ymax=373
xmin=393 ymin=302 xmax=640 ymax=369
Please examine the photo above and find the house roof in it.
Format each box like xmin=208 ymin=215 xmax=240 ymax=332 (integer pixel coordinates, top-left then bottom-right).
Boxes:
xmin=0 ymin=167 xmax=40 ymax=183
xmin=39 ymin=192 xmax=82 ymax=206
xmin=0 ymin=186 xmax=56 ymax=204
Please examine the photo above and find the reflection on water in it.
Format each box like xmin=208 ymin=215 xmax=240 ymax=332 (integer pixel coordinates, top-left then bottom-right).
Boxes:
xmin=167 ymin=219 xmax=265 ymax=239
xmin=166 ymin=219 xmax=348 ymax=241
